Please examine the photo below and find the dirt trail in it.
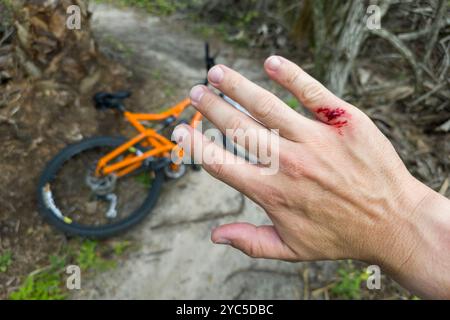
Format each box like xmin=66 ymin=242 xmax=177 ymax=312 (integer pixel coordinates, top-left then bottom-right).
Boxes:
xmin=74 ymin=4 xmax=336 ymax=299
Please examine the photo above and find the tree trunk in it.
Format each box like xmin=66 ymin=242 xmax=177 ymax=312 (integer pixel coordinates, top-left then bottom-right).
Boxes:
xmin=324 ymin=0 xmax=366 ymax=97
xmin=310 ymin=0 xmax=392 ymax=97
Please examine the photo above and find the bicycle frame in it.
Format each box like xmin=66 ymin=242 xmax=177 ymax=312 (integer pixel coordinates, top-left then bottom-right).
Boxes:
xmin=95 ymin=97 xmax=202 ymax=177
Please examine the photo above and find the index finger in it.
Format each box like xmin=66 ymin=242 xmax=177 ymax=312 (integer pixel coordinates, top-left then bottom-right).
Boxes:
xmin=263 ymin=56 xmax=363 ymax=127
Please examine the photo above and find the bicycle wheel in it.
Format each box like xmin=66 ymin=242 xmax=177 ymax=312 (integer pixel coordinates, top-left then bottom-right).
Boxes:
xmin=37 ymin=136 xmax=164 ymax=238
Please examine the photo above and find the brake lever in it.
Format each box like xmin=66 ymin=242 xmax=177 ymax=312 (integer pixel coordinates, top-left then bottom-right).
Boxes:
xmin=203 ymin=42 xmax=221 ymax=84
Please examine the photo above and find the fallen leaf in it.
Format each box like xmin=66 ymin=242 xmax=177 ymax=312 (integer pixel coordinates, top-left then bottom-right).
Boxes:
xmin=79 ymin=70 xmax=101 ymax=94
xmin=14 ymin=22 xmax=30 ymax=49
xmin=49 ymin=10 xmax=66 ymax=39
xmin=436 ymin=119 xmax=450 ymax=132
xmin=30 ymin=16 xmax=48 ymax=32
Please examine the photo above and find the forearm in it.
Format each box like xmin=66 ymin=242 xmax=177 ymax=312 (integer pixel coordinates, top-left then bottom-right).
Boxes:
xmin=384 ymin=179 xmax=450 ymax=299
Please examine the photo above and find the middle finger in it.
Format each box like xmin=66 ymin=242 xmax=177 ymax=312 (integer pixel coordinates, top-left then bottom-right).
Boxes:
xmin=190 ymin=85 xmax=280 ymax=161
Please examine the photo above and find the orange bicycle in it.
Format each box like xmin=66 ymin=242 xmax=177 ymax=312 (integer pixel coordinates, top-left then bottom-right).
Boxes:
xmin=36 ymin=44 xmax=217 ymax=237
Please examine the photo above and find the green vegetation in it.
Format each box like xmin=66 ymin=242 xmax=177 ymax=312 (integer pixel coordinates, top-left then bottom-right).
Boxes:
xmin=163 ymin=86 xmax=175 ymax=98
xmin=95 ymin=0 xmax=259 ymax=47
xmin=95 ymin=0 xmax=190 ymax=16
xmin=285 ymin=96 xmax=300 ymax=110
xmin=330 ymin=261 xmax=369 ymax=299
xmin=9 ymin=255 xmax=67 ymax=300
xmin=112 ymin=240 xmax=132 ymax=256
xmin=195 ymin=9 xmax=259 ymax=46
xmin=135 ymin=172 xmax=154 ymax=187
xmin=9 ymin=239 xmax=131 ymax=300
xmin=0 ymin=0 xmax=12 ymax=7
xmin=0 ymin=250 xmax=12 ymax=272
xmin=0 ymin=0 xmax=14 ymax=31
xmin=76 ymin=240 xmax=117 ymax=271
xmin=151 ymin=69 xmax=162 ymax=81
xmin=103 ymin=34 xmax=134 ymax=58
xmin=191 ymin=18 xmax=258 ymax=47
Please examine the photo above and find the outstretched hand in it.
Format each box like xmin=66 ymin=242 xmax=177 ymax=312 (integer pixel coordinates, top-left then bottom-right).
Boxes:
xmin=173 ymin=56 xmax=450 ymax=299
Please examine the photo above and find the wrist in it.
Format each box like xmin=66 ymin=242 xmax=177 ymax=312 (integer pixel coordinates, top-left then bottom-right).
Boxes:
xmin=377 ymin=176 xmax=450 ymax=298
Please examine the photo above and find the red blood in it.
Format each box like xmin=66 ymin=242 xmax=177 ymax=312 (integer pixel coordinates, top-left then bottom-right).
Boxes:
xmin=332 ymin=120 xmax=348 ymax=128
xmin=316 ymin=107 xmax=346 ymax=122
xmin=316 ymin=107 xmax=349 ymax=134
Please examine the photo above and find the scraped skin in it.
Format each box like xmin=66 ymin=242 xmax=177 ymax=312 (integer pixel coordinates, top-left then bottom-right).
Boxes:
xmin=173 ymin=56 xmax=450 ymax=299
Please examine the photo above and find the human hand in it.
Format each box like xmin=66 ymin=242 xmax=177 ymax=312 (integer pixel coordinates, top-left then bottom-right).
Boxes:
xmin=173 ymin=56 xmax=450 ymax=298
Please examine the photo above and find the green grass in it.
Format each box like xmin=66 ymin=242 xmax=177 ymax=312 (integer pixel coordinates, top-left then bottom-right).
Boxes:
xmin=135 ymin=172 xmax=154 ymax=187
xmin=0 ymin=250 xmax=12 ymax=273
xmin=76 ymin=240 xmax=117 ymax=271
xmin=285 ymin=96 xmax=300 ymax=110
xmin=330 ymin=261 xmax=369 ymax=299
xmin=9 ymin=239 xmax=130 ymax=300
xmin=112 ymin=240 xmax=132 ymax=256
xmin=9 ymin=255 xmax=67 ymax=300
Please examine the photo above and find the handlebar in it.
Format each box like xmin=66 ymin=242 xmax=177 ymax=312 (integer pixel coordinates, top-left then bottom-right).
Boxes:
xmin=204 ymin=42 xmax=216 ymax=85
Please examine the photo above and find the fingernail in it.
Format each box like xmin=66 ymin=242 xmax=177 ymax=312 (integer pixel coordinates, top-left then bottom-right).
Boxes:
xmin=266 ymin=56 xmax=281 ymax=71
xmin=190 ymin=85 xmax=205 ymax=105
xmin=208 ymin=65 xmax=224 ymax=84
xmin=214 ymin=238 xmax=231 ymax=245
xmin=172 ymin=125 xmax=189 ymax=144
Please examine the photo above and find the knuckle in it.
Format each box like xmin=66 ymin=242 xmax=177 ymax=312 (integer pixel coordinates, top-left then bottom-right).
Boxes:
xmin=279 ymin=151 xmax=306 ymax=179
xmin=227 ymin=116 xmax=245 ymax=139
xmin=246 ymin=241 xmax=262 ymax=258
xmin=200 ymin=93 xmax=216 ymax=115
xmin=208 ymin=161 xmax=225 ymax=179
xmin=246 ymin=248 xmax=259 ymax=258
xmin=300 ymin=82 xmax=325 ymax=105
xmin=256 ymin=183 xmax=286 ymax=210
xmin=226 ymin=76 xmax=242 ymax=94
xmin=255 ymin=96 xmax=278 ymax=120
xmin=286 ymin=69 xmax=302 ymax=87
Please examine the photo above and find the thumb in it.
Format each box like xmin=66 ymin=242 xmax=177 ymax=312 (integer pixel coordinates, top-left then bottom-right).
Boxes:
xmin=211 ymin=222 xmax=298 ymax=261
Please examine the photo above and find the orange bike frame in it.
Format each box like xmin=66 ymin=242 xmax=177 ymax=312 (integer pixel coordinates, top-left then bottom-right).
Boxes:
xmin=95 ymin=98 xmax=202 ymax=177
